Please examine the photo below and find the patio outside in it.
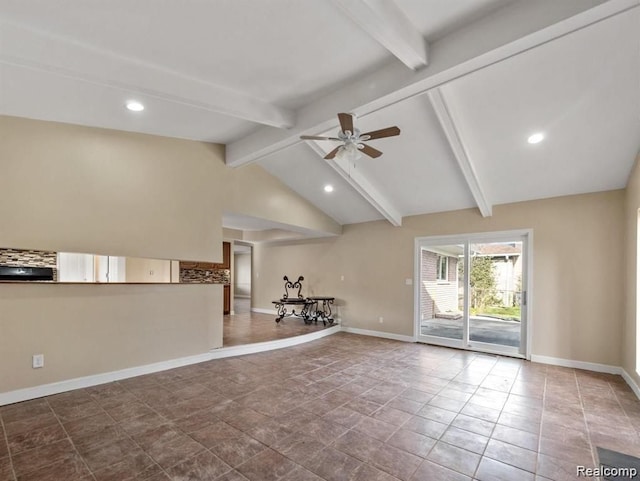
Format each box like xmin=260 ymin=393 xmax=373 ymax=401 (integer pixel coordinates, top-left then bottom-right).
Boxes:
xmin=420 ymin=242 xmax=522 ymax=348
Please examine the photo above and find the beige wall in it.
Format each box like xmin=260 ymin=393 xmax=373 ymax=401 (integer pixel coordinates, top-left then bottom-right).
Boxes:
xmin=0 ymin=115 xmax=340 ymax=396
xmin=0 ymin=116 xmax=340 ymax=261
xmin=223 ymin=164 xmax=342 ymax=238
xmin=0 ymin=284 xmax=221 ymax=392
xmin=624 ymin=154 xmax=640 ymax=385
xmin=0 ymin=116 xmax=223 ymax=262
xmin=254 ymin=190 xmax=625 ymax=366
xmin=0 ymin=114 xmax=630 ymax=395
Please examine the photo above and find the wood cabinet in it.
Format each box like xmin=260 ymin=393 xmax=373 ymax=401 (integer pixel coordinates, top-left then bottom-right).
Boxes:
xmin=214 ymin=242 xmax=231 ymax=269
xmin=223 ymin=284 xmax=231 ymax=314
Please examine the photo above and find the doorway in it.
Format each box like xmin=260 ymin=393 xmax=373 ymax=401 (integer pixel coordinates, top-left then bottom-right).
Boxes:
xmin=415 ymin=230 xmax=531 ymax=358
xmin=233 ymin=243 xmax=252 ymax=315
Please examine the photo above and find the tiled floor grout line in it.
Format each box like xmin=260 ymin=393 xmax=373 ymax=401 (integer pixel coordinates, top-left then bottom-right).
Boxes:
xmin=5 ymin=335 xmax=640 ymax=481
xmin=79 ymin=380 xmax=208 ymax=480
xmin=536 ymin=367 xmax=548 ymax=479
xmin=574 ymin=371 xmax=601 ymax=473
xmin=121 ymin=380 xmax=242 ymax=481
xmin=369 ymin=351 xmax=503 ymax=479
xmin=470 ymin=357 xmax=517 ymax=480
xmin=0 ymin=410 xmax=17 ymax=481
xmin=111 ymin=381 xmax=180 ymax=479
xmin=44 ymin=397 xmax=98 ymax=481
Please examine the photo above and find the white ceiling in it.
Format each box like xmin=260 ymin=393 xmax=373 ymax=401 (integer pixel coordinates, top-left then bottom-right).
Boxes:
xmin=1 ymin=0 xmax=639 ymax=235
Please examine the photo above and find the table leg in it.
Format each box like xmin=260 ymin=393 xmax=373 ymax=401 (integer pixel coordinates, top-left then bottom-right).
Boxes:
xmin=275 ymin=303 xmax=287 ymax=323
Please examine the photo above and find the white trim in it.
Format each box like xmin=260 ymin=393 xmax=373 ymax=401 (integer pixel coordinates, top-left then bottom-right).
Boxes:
xmin=5 ymin=322 xmax=640 ymax=406
xmin=413 ymin=237 xmax=421 ymax=341
xmin=524 ymin=230 xmax=533 ymax=361
xmin=330 ymin=0 xmax=428 ymax=70
xmin=414 ymin=229 xmax=534 ymax=245
xmin=0 ymin=351 xmax=214 ymax=406
xmin=414 ymin=229 xmax=533 ymax=359
xmin=0 ymin=21 xmax=294 ymax=129
xmin=342 ymin=326 xmax=415 ymax=343
xmin=251 ymin=307 xmax=277 ymax=315
xmin=227 ymin=0 xmax=638 ymax=166
xmin=467 ymin=341 xmax=524 ymax=359
xmin=306 ymin=140 xmax=402 ymax=226
xmin=0 ymin=325 xmax=341 ymax=406
xmin=622 ymin=369 xmax=640 ymax=400
xmin=210 ymin=325 xmax=341 ymax=359
xmin=428 ymin=88 xmax=492 ymax=217
xmin=531 ymin=354 xmax=621 ymax=375
xmin=416 ymin=336 xmax=463 ymax=350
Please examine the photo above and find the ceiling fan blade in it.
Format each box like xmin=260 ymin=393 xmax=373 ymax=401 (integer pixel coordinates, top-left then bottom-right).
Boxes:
xmin=361 ymin=126 xmax=400 ymax=140
xmin=324 ymin=146 xmax=342 ymax=160
xmin=300 ymin=135 xmax=341 ymax=141
xmin=360 ymin=143 xmax=383 ymax=158
xmin=337 ymin=113 xmax=354 ymax=134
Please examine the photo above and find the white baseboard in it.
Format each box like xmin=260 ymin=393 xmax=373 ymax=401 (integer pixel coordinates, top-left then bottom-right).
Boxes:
xmin=210 ymin=325 xmax=341 ymax=358
xmin=341 ymin=326 xmax=415 ymax=343
xmin=0 ymin=325 xmax=342 ymax=406
xmin=621 ymin=369 xmax=640 ymax=400
xmin=5 ymin=325 xmax=639 ymax=406
xmin=0 ymin=351 xmax=214 ymax=406
xmin=251 ymin=307 xmax=277 ymax=315
xmin=530 ymin=354 xmax=622 ymax=375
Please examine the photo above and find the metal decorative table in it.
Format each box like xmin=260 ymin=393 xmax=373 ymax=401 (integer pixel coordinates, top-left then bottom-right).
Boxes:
xmin=271 ymin=276 xmax=335 ymax=325
xmin=272 ymin=298 xmax=315 ymax=324
xmin=308 ymin=296 xmax=335 ymax=326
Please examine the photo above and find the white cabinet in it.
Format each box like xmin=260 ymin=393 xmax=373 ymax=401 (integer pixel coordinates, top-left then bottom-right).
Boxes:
xmin=58 ymin=252 xmax=94 ymax=282
xmin=58 ymin=253 xmax=126 ymax=282
xmin=95 ymin=255 xmax=126 ymax=282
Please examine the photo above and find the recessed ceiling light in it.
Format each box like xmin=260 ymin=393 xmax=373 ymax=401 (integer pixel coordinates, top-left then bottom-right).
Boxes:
xmin=324 ymin=184 xmax=334 ymax=193
xmin=527 ymin=132 xmax=544 ymax=144
xmin=126 ymin=100 xmax=145 ymax=112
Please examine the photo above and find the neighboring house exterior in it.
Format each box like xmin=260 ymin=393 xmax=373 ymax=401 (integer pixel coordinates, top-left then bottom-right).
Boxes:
xmin=421 ymin=243 xmax=522 ymax=321
xmin=472 ymin=243 xmax=522 ymax=308
xmin=421 ymin=248 xmax=460 ymax=320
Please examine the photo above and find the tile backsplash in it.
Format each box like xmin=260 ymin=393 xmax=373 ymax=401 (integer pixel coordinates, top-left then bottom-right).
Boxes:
xmin=180 ymin=268 xmax=230 ymax=284
xmin=0 ymin=248 xmax=58 ymax=281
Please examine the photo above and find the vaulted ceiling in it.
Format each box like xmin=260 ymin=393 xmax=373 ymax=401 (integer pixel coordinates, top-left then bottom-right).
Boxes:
xmin=1 ymin=0 xmax=639 ymax=233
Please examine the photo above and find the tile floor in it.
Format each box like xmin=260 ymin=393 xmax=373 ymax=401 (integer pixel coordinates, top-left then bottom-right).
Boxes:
xmin=223 ymin=299 xmax=333 ymax=347
xmin=2 ymin=332 xmax=640 ymax=481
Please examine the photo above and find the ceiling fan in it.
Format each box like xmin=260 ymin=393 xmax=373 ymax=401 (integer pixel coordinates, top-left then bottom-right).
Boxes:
xmin=300 ymin=113 xmax=400 ymax=160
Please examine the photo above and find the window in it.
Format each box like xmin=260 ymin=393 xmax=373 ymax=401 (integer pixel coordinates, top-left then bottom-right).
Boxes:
xmin=437 ymin=255 xmax=448 ymax=281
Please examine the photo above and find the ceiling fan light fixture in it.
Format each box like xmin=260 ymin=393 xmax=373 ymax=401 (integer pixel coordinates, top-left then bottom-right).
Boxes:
xmin=337 ymin=144 xmax=362 ymax=161
xmin=527 ymin=132 xmax=544 ymax=144
xmin=303 ymin=113 xmax=400 ymax=160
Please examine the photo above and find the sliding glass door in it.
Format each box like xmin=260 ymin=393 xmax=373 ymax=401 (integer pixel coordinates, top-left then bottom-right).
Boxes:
xmin=415 ymin=231 xmax=530 ymax=358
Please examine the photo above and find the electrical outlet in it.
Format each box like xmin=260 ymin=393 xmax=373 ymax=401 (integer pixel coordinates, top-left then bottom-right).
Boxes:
xmin=32 ymin=354 xmax=44 ymax=369
xmin=405 ymin=278 xmax=413 ymax=285
xmin=340 ymin=275 xmax=345 ymax=281
xmin=149 ymin=270 xmax=154 ymax=276
xmin=379 ymin=316 xmax=384 ymax=323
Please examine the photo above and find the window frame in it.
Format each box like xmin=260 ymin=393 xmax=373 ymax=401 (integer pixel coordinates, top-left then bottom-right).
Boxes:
xmin=437 ymin=255 xmax=449 ymax=282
